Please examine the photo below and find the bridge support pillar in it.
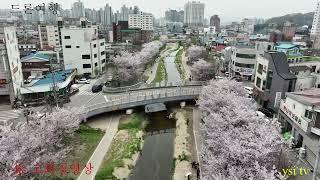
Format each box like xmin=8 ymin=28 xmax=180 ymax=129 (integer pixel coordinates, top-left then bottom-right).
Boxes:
xmin=180 ymin=101 xmax=186 ymax=108
xmin=126 ymin=109 xmax=133 ymax=115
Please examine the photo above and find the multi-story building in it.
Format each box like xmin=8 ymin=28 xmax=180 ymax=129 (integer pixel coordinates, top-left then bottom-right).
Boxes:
xmin=229 ymin=46 xmax=257 ymax=80
xmin=165 ymin=9 xmax=184 ymax=22
xmin=184 ymin=1 xmax=205 ymax=27
xmin=255 ymin=41 xmax=274 ymax=55
xmin=38 ymin=25 xmax=60 ymax=49
xmin=71 ymin=0 xmax=85 ymax=18
xmin=278 ymin=89 xmax=320 ymax=172
xmin=282 ymin=22 xmax=296 ymax=41
xmin=0 ymin=27 xmax=24 ymax=104
xmin=128 ymin=12 xmax=154 ymax=31
xmin=101 ymin=3 xmax=113 ymax=26
xmin=311 ymin=0 xmax=320 ymax=36
xmin=61 ymin=27 xmax=106 ymax=77
xmin=210 ymin=15 xmax=220 ymax=32
xmin=253 ymin=51 xmax=296 ymax=110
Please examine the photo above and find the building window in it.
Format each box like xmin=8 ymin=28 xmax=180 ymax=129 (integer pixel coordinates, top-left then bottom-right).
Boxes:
xmin=64 ymin=36 xmax=71 ymax=39
xmin=288 ymin=80 xmax=294 ymax=92
xmin=95 ymin=62 xmax=97 ymax=67
xmin=83 ymin=64 xmax=91 ymax=68
xmin=82 ymin=55 xmax=91 ymax=59
xmin=93 ymin=44 xmax=96 ymax=48
xmin=100 ymin=42 xmax=104 ymax=46
xmin=76 ymin=46 xmax=80 ymax=48
xmin=305 ymin=110 xmax=313 ymax=119
xmin=102 ymin=59 xmax=106 ymax=63
xmin=65 ymin=45 xmax=71 ymax=48
xmin=101 ymin=51 xmax=105 ymax=55
xmin=257 ymin=64 xmax=263 ymax=74
xmin=94 ymin=54 xmax=97 ymax=58
xmin=256 ymin=77 xmax=261 ymax=88
xmin=236 ymin=53 xmax=256 ymax=59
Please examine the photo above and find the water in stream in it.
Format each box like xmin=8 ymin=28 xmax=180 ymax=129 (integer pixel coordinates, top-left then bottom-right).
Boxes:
xmin=129 ymin=49 xmax=183 ymax=180
xmin=164 ymin=50 xmax=182 ymax=84
xmin=129 ymin=112 xmax=176 ymax=180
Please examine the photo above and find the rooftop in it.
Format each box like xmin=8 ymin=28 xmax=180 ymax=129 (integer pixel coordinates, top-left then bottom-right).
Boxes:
xmin=288 ymin=89 xmax=320 ymax=106
xmin=289 ymin=65 xmax=311 ymax=72
xmin=32 ymin=69 xmax=74 ymax=86
xmin=275 ymin=43 xmax=299 ymax=49
xmin=21 ymin=52 xmax=50 ymax=62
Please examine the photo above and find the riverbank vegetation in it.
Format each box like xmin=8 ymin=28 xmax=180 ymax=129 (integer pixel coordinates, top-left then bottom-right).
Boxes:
xmin=175 ymin=48 xmax=186 ymax=80
xmin=152 ymin=57 xmax=168 ymax=83
xmin=95 ymin=113 xmax=145 ymax=180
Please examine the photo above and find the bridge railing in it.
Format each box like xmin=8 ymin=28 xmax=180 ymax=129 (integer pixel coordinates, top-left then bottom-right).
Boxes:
xmin=86 ymin=86 xmax=202 ymax=112
xmin=103 ymin=81 xmax=207 ymax=93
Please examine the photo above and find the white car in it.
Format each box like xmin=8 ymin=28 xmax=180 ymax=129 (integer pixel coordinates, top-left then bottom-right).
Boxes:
xmin=244 ymin=86 xmax=253 ymax=95
xmin=76 ymin=78 xmax=90 ymax=84
xmin=215 ymin=76 xmax=223 ymax=80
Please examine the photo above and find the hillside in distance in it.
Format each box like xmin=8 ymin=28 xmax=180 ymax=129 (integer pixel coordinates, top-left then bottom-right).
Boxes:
xmin=265 ymin=12 xmax=314 ymax=26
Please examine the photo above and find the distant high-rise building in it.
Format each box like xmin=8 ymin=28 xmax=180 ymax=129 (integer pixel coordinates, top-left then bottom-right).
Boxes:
xmin=165 ymin=9 xmax=184 ymax=22
xmin=210 ymin=15 xmax=220 ymax=32
xmin=120 ymin=5 xmax=130 ymax=21
xmin=71 ymin=0 xmax=85 ymax=18
xmin=102 ymin=3 xmax=113 ymax=26
xmin=311 ymin=1 xmax=320 ymax=36
xmin=184 ymin=1 xmax=205 ymax=27
xmin=133 ymin=6 xmax=140 ymax=14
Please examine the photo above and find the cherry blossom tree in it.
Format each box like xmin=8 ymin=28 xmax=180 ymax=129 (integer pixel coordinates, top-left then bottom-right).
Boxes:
xmin=190 ymin=59 xmax=216 ymax=81
xmin=112 ymin=40 xmax=164 ymax=85
xmin=198 ymin=79 xmax=284 ymax=180
xmin=186 ymin=45 xmax=206 ymax=63
xmin=0 ymin=107 xmax=86 ymax=180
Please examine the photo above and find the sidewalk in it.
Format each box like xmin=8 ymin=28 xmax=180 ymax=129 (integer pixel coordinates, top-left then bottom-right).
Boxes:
xmin=193 ymin=108 xmax=202 ymax=175
xmin=77 ymin=115 xmax=120 ymax=180
xmin=181 ymin=51 xmax=191 ymax=80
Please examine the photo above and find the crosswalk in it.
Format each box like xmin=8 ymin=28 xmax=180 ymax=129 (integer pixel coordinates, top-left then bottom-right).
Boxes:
xmin=0 ymin=109 xmax=22 ymax=125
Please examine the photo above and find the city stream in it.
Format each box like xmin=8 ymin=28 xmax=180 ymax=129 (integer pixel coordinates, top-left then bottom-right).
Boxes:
xmin=129 ymin=50 xmax=182 ymax=180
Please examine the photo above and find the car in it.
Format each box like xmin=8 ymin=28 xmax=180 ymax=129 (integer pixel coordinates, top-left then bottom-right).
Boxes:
xmin=258 ymin=107 xmax=274 ymax=118
xmin=224 ymin=72 xmax=230 ymax=76
xmin=215 ymin=76 xmax=223 ymax=80
xmin=244 ymin=86 xmax=253 ymax=95
xmin=76 ymin=78 xmax=90 ymax=84
xmin=91 ymin=84 xmax=103 ymax=93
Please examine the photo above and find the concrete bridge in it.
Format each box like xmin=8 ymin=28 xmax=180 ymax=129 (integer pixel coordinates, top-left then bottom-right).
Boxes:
xmin=85 ymin=85 xmax=203 ymax=118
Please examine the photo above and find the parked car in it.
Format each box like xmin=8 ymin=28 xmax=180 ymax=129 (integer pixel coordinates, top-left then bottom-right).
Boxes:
xmin=224 ymin=72 xmax=230 ymax=76
xmin=244 ymin=86 xmax=253 ymax=95
xmin=91 ymin=84 xmax=103 ymax=93
xmin=76 ymin=78 xmax=90 ymax=84
xmin=215 ymin=76 xmax=223 ymax=80
xmin=258 ymin=107 xmax=274 ymax=118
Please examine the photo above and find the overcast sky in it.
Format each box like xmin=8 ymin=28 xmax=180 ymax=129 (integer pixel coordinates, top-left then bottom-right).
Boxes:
xmin=2 ymin=0 xmax=317 ymax=23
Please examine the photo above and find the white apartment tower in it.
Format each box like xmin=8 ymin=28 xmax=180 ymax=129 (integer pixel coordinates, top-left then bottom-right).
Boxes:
xmin=311 ymin=1 xmax=320 ymax=36
xmin=61 ymin=27 xmax=106 ymax=77
xmin=128 ymin=12 xmax=154 ymax=31
xmin=184 ymin=1 xmax=205 ymax=27
xmin=72 ymin=0 xmax=85 ymax=18
xmin=0 ymin=27 xmax=23 ymax=104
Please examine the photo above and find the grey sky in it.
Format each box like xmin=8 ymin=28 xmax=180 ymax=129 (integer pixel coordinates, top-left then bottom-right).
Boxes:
xmin=3 ymin=0 xmax=317 ymax=23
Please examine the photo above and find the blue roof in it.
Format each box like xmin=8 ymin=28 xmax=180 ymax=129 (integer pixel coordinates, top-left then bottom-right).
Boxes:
xmin=275 ymin=43 xmax=299 ymax=49
xmin=21 ymin=52 xmax=50 ymax=62
xmin=33 ymin=69 xmax=74 ymax=86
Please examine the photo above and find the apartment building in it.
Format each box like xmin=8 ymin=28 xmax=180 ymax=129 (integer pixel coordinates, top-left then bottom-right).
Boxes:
xmin=184 ymin=1 xmax=205 ymax=27
xmin=38 ymin=25 xmax=60 ymax=49
xmin=128 ymin=12 xmax=154 ymax=31
xmin=61 ymin=27 xmax=106 ymax=77
xmin=0 ymin=27 xmax=24 ymax=104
